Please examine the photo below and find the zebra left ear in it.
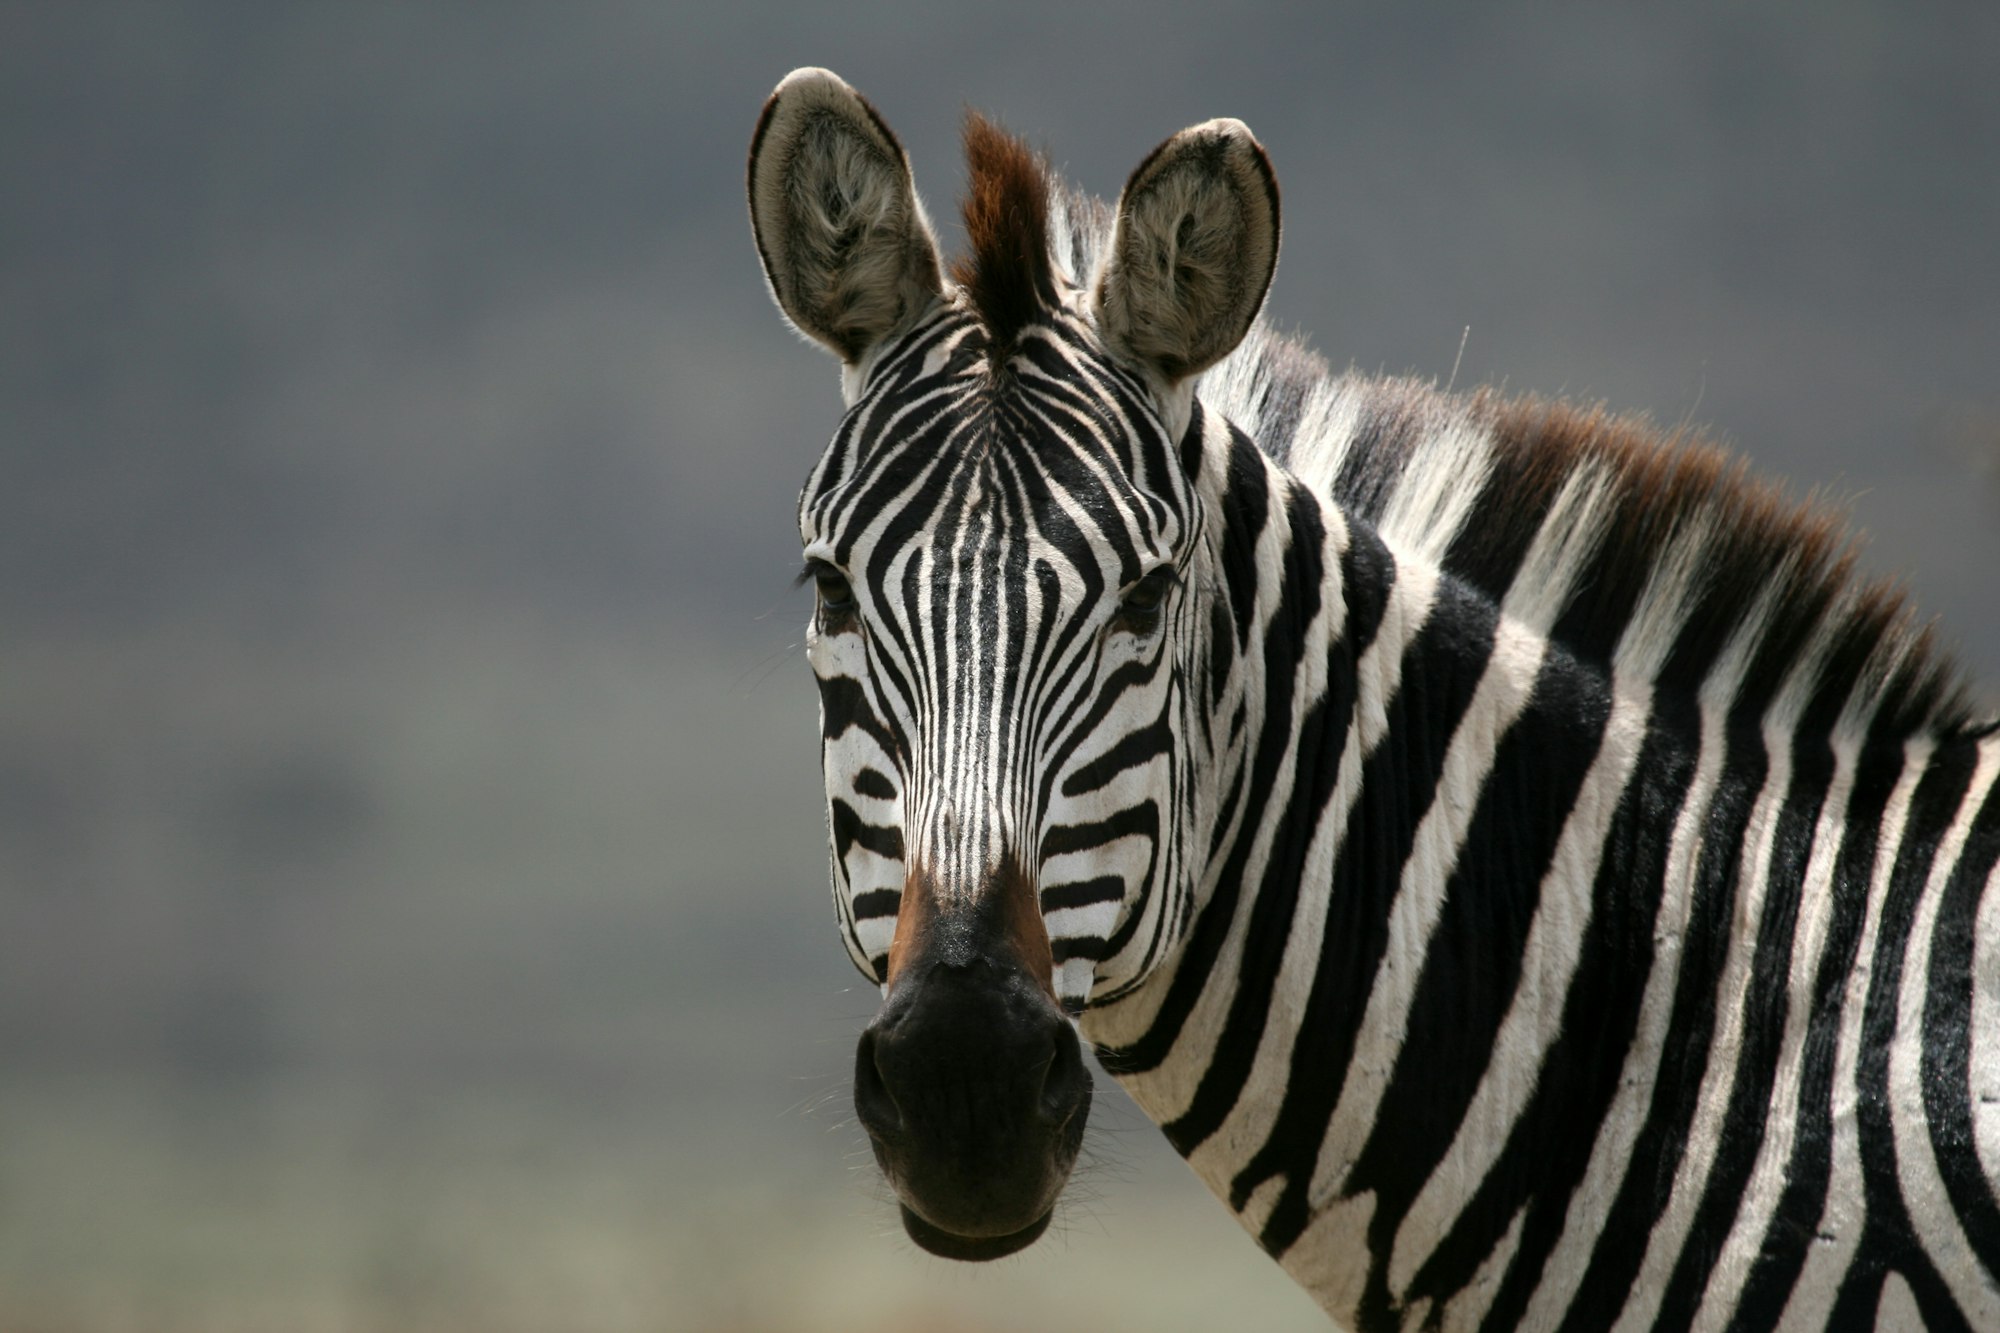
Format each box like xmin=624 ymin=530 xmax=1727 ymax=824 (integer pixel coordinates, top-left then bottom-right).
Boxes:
xmin=1094 ymin=120 xmax=1280 ymax=385
xmin=748 ymin=68 xmax=945 ymax=367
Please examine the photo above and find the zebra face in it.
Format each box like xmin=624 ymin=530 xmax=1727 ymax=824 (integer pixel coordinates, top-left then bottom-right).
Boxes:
xmin=751 ymin=68 xmax=1277 ymax=1259
xmin=799 ymin=306 xmax=1201 ymax=1008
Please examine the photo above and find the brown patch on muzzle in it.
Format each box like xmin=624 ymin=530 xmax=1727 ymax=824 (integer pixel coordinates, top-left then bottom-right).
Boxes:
xmin=885 ymin=854 xmax=1055 ymax=998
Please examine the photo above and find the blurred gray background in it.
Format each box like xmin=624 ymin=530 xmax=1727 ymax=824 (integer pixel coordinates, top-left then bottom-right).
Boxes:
xmin=3 ymin=5 xmax=1996 ymax=1331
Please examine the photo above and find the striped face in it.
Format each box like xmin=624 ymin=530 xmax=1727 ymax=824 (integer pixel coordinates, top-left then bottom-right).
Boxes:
xmin=801 ymin=306 xmax=1203 ymax=1011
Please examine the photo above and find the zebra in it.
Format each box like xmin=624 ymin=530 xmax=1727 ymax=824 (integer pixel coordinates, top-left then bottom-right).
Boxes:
xmin=747 ymin=68 xmax=2000 ymax=1331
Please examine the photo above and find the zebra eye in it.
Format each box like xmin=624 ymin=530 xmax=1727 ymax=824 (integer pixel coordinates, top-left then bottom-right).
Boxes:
xmin=1114 ymin=566 xmax=1177 ymax=631
xmin=803 ymin=559 xmax=857 ymax=624
xmin=815 ymin=567 xmax=854 ymax=609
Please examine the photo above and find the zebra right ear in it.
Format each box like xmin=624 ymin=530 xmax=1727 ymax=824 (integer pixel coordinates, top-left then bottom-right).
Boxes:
xmin=748 ymin=69 xmax=945 ymax=369
xmin=1095 ymin=119 xmax=1280 ymax=385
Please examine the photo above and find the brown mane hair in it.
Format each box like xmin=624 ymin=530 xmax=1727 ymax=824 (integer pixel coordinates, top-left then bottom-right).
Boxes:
xmin=1476 ymin=394 xmax=1971 ymax=737
xmin=1193 ymin=330 xmax=1988 ymax=740
xmin=951 ymin=112 xmax=1056 ymax=353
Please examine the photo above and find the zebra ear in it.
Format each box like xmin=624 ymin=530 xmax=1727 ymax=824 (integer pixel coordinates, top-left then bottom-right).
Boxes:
xmin=1095 ymin=119 xmax=1280 ymax=384
xmin=748 ymin=68 xmax=945 ymax=366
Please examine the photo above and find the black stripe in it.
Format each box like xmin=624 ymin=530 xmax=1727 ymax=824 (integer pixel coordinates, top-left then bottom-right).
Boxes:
xmin=1554 ymin=709 xmax=1770 ymax=1329
xmin=1060 ymin=717 xmax=1174 ymax=799
xmin=1347 ymin=639 xmax=1610 ymax=1317
xmin=1218 ymin=430 xmax=1270 ymax=655
xmin=1039 ymin=655 xmax=1170 ymax=814
xmin=1208 ymin=595 xmax=1237 ymax=715
xmin=1832 ymin=739 xmax=1982 ymax=1331
xmin=1437 ymin=458 xmax=1547 ymax=605
xmin=1651 ymin=701 xmax=1840 ymax=1327
xmin=1040 ymin=877 xmax=1126 ymax=913
xmin=1242 ymin=571 xmax=1498 ymax=1255
xmin=1163 ymin=492 xmax=1338 ymax=1154
xmin=852 ymin=766 xmax=896 ymax=801
xmin=851 ymin=888 xmax=901 ymax=921
xmin=1463 ymin=694 xmax=1698 ymax=1333
xmin=1052 ymin=934 xmax=1113 ymax=965
xmin=1919 ymin=757 xmax=2000 ymax=1285
xmin=1350 ymin=640 xmax=1612 ymax=1328
xmin=817 ymin=674 xmax=896 ymax=755
xmin=829 ymin=798 xmax=905 ymax=864
xmin=1330 ymin=394 xmax=1424 ymax=526
xmin=1722 ymin=723 xmax=1904 ymax=1331
xmin=1039 ymin=800 xmax=1159 ymax=861
xmin=1179 ymin=399 xmax=1210 ymax=477
xmin=1093 ymin=473 xmax=1318 ymax=1080
xmin=989 ymin=439 xmax=1037 ymax=777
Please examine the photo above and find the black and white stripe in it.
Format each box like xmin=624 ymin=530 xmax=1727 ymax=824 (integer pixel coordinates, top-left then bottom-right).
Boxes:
xmin=753 ymin=69 xmax=2000 ymax=1332
xmin=1077 ymin=363 xmax=2000 ymax=1331
xmin=805 ymin=303 xmax=1207 ymax=1009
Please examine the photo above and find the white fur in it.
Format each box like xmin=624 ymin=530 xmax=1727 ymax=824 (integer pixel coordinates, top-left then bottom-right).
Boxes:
xmin=1377 ymin=414 xmax=1496 ymax=565
xmin=1388 ymin=675 xmax=1651 ymax=1298
xmin=1307 ymin=613 xmax=1550 ymax=1213
xmin=1689 ymin=729 xmax=1863 ymax=1331
xmin=1975 ymin=742 xmax=2000 ymax=1201
xmin=1885 ymin=742 xmax=2000 ymax=1325
xmin=1875 ymin=1274 xmax=1922 ymax=1331
xmin=1772 ymin=739 xmax=1934 ymax=1331
xmin=1436 ymin=1204 xmax=1527 ymax=1333
xmin=1517 ymin=576 xmax=1788 ymax=1329
xmin=1608 ymin=603 xmax=1829 ymax=1333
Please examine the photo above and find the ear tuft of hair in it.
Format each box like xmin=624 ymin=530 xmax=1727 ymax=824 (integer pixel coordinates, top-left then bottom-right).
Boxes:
xmin=951 ymin=112 xmax=1056 ymax=354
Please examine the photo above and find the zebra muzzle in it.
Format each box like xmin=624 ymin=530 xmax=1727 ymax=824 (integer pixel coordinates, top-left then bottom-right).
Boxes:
xmin=852 ymin=882 xmax=1092 ymax=1260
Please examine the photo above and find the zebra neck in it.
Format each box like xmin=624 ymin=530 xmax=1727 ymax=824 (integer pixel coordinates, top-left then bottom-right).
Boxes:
xmin=1089 ymin=400 xmax=2000 ymax=1330
xmin=1084 ymin=412 xmax=1683 ymax=1310
xmin=1086 ymin=399 xmax=1594 ymax=1089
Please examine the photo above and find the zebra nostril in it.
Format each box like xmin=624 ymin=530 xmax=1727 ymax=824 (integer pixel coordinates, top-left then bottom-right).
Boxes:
xmin=1036 ymin=1025 xmax=1090 ymax=1127
xmin=853 ymin=1028 xmax=904 ymax=1139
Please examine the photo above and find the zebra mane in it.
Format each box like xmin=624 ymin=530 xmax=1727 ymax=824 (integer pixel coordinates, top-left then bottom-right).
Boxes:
xmin=951 ymin=112 xmax=1057 ymax=356
xmin=1027 ymin=173 xmax=1988 ymax=743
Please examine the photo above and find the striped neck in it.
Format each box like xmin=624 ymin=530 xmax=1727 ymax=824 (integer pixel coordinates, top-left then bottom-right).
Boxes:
xmin=1082 ymin=374 xmax=2000 ymax=1329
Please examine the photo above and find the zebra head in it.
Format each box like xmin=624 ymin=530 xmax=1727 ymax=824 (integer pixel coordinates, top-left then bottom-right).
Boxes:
xmin=750 ymin=69 xmax=1279 ymax=1260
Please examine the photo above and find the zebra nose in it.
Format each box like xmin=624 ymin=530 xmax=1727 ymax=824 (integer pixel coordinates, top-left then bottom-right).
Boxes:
xmin=857 ymin=974 xmax=1058 ymax=1141
xmin=852 ymin=1026 xmax=903 ymax=1139
xmin=1037 ymin=1021 xmax=1089 ymax=1128
xmin=852 ymin=967 xmax=1093 ymax=1258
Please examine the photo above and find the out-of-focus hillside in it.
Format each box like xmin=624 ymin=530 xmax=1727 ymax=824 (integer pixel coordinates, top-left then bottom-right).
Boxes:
xmin=0 ymin=629 xmax=1332 ymax=1331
